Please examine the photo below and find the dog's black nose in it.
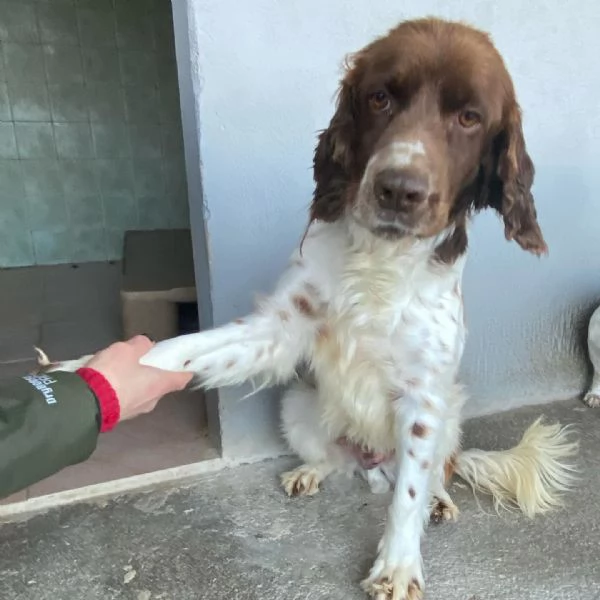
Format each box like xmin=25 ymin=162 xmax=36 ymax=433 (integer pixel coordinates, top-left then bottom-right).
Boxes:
xmin=373 ymin=168 xmax=428 ymax=211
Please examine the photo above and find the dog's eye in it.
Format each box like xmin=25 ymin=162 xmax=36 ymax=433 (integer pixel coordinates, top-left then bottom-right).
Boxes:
xmin=368 ymin=91 xmax=391 ymax=113
xmin=458 ymin=110 xmax=482 ymax=128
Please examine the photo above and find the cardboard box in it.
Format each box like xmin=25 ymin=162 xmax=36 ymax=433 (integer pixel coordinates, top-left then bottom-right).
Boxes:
xmin=121 ymin=229 xmax=197 ymax=342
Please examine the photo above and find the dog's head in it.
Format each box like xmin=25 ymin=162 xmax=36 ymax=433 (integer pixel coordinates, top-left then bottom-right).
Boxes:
xmin=310 ymin=18 xmax=547 ymax=262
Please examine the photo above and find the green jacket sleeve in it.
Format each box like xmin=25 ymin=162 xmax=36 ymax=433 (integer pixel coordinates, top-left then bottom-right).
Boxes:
xmin=0 ymin=371 xmax=100 ymax=499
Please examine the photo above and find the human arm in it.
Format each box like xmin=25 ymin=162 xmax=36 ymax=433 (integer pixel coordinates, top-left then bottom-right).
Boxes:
xmin=0 ymin=336 xmax=191 ymax=500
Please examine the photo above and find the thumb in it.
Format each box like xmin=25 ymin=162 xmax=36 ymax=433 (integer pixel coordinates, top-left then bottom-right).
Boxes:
xmin=127 ymin=335 xmax=155 ymax=357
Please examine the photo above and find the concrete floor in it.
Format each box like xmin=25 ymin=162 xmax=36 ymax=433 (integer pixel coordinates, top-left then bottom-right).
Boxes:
xmin=1 ymin=398 xmax=599 ymax=600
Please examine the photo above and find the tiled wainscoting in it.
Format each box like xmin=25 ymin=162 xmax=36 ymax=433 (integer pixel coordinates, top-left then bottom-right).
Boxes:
xmin=0 ymin=0 xmax=189 ymax=268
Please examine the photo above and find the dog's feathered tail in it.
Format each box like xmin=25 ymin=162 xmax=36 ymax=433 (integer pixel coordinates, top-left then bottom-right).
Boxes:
xmin=454 ymin=418 xmax=578 ymax=518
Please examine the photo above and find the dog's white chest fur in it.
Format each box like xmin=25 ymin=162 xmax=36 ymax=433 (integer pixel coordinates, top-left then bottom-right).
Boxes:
xmin=311 ymin=228 xmax=466 ymax=452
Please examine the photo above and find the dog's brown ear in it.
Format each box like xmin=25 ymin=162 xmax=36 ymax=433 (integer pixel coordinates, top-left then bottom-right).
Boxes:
xmin=310 ymin=79 xmax=356 ymax=223
xmin=485 ymin=106 xmax=548 ymax=256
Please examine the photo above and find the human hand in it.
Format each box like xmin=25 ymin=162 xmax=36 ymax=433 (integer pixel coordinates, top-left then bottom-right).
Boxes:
xmin=83 ymin=336 xmax=193 ymax=422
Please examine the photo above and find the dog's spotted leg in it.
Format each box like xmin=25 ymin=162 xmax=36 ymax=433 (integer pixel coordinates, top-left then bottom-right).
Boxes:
xmin=362 ymin=388 xmax=446 ymax=600
xmin=41 ymin=240 xmax=333 ymax=391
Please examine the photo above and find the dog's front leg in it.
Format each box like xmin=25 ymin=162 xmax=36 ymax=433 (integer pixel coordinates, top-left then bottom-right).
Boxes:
xmin=137 ymin=312 xmax=305 ymax=389
xmin=43 ymin=248 xmax=328 ymax=390
xmin=362 ymin=387 xmax=445 ymax=600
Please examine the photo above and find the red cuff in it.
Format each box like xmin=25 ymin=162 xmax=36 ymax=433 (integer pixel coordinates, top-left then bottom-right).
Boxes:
xmin=76 ymin=368 xmax=120 ymax=433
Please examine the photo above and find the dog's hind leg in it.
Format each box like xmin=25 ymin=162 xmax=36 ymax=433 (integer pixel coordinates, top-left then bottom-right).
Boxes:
xmin=280 ymin=380 xmax=351 ymax=496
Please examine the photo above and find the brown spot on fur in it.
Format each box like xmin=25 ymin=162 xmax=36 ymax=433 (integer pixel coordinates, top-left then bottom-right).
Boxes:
xmin=408 ymin=487 xmax=416 ymax=499
xmin=421 ymin=460 xmax=430 ymax=470
xmin=292 ymin=294 xmax=317 ymax=318
xmin=411 ymin=422 xmax=429 ymax=438
xmin=256 ymin=348 xmax=264 ymax=359
xmin=444 ymin=455 xmax=457 ymax=485
xmin=226 ymin=360 xmax=236 ymax=369
xmin=408 ymin=448 xmax=416 ymax=458
xmin=235 ymin=318 xmax=244 ymax=324
xmin=184 ymin=360 xmax=191 ymax=367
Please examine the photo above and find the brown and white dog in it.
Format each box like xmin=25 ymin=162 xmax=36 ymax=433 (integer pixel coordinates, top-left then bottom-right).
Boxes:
xmin=49 ymin=19 xmax=577 ymax=600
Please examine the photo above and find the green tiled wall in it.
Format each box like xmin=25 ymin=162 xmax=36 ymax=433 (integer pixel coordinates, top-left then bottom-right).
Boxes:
xmin=0 ymin=0 xmax=189 ymax=267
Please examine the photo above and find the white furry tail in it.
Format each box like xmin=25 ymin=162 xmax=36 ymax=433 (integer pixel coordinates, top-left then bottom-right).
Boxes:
xmin=454 ymin=418 xmax=578 ymax=518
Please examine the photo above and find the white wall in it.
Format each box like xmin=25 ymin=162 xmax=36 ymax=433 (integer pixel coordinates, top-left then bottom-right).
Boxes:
xmin=179 ymin=0 xmax=600 ymax=457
